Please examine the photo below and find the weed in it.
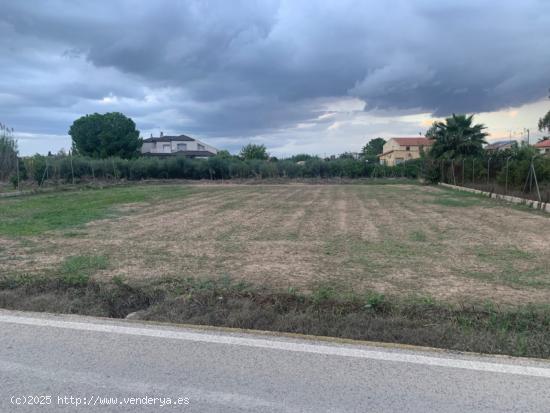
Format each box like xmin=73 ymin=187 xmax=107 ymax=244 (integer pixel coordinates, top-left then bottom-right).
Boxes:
xmin=58 ymin=255 xmax=109 ymax=287
xmin=409 ymin=230 xmax=427 ymax=242
xmin=1 ymin=274 xmax=550 ymax=358
xmin=364 ymin=291 xmax=386 ymax=310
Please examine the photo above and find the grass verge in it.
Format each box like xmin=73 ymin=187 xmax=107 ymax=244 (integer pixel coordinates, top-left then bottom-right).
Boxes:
xmin=1 ymin=274 xmax=549 ymax=359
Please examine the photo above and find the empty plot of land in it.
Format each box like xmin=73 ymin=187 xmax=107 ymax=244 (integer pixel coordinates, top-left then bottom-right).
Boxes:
xmin=1 ymin=183 xmax=549 ymax=305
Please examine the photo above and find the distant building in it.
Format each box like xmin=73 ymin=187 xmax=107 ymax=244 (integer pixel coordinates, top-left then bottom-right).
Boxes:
xmin=534 ymin=139 xmax=550 ymax=156
xmin=485 ymin=140 xmax=515 ymax=152
xmin=378 ymin=137 xmax=433 ymax=166
xmin=141 ymin=133 xmax=218 ymax=158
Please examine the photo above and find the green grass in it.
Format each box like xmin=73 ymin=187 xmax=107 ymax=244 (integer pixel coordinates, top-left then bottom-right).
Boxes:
xmin=430 ymin=196 xmax=485 ymax=208
xmin=458 ymin=246 xmax=548 ymax=288
xmin=409 ymin=230 xmax=427 ymax=242
xmin=0 ymin=185 xmax=194 ymax=236
xmin=476 ymin=246 xmax=535 ymax=261
xmin=461 ymin=267 xmax=550 ymax=288
xmin=59 ymin=254 xmax=109 ymax=286
xmin=427 ymin=188 xmax=488 ymax=208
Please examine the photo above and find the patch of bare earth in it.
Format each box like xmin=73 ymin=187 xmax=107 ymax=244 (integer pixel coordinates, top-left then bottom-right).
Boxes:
xmin=3 ymin=184 xmax=550 ymax=305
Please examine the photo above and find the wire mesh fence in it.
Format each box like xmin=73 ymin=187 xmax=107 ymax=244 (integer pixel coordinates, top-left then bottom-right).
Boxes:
xmin=438 ymin=156 xmax=550 ymax=203
xmin=2 ymin=150 xmax=550 ymax=204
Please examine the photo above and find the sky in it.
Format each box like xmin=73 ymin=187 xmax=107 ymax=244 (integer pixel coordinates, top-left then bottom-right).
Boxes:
xmin=1 ymin=0 xmax=550 ymax=157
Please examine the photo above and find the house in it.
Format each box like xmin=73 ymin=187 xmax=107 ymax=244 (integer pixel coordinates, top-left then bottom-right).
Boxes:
xmin=141 ymin=133 xmax=218 ymax=158
xmin=534 ymin=139 xmax=550 ymax=156
xmin=378 ymin=137 xmax=433 ymax=166
xmin=485 ymin=140 xmax=515 ymax=152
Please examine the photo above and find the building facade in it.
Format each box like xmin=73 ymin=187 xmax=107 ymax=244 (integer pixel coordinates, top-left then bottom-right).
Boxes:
xmin=484 ymin=140 xmax=516 ymax=153
xmin=378 ymin=137 xmax=433 ymax=166
xmin=141 ymin=133 xmax=218 ymax=158
xmin=534 ymin=139 xmax=550 ymax=156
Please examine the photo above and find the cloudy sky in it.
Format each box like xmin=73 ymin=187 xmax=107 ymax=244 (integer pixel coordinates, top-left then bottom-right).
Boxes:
xmin=1 ymin=0 xmax=550 ymax=156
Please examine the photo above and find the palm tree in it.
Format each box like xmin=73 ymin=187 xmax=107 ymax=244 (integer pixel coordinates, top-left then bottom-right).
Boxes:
xmin=428 ymin=114 xmax=488 ymax=159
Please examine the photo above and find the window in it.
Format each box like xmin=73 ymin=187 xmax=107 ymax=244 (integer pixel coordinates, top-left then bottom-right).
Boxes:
xmin=197 ymin=144 xmax=205 ymax=151
xmin=405 ymin=146 xmax=410 ymax=151
xmin=163 ymin=144 xmax=171 ymax=152
xmin=177 ymin=143 xmax=187 ymax=151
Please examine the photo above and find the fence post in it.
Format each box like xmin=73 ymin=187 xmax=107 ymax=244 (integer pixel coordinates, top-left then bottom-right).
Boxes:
xmin=16 ymin=155 xmax=20 ymax=190
xmin=505 ymin=156 xmax=510 ymax=195
xmin=111 ymin=158 xmax=117 ymax=180
xmin=70 ymin=151 xmax=75 ymax=185
xmin=451 ymin=159 xmax=456 ymax=185
xmin=487 ymin=157 xmax=491 ymax=186
xmin=531 ymin=156 xmax=542 ymax=202
xmin=39 ymin=157 xmax=49 ymax=186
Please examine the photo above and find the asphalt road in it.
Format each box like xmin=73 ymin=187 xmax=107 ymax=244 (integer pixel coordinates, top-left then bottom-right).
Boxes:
xmin=1 ymin=310 xmax=550 ymax=412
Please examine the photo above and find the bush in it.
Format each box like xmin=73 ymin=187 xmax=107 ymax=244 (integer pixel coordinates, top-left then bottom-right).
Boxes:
xmin=14 ymin=153 xmax=436 ymax=183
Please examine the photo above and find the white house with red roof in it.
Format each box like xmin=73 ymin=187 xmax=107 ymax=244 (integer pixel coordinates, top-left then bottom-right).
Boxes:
xmin=534 ymin=139 xmax=550 ymax=156
xmin=378 ymin=137 xmax=433 ymax=166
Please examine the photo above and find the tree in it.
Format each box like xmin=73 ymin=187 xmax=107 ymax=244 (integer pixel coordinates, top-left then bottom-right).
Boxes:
xmin=290 ymin=154 xmax=319 ymax=162
xmin=428 ymin=114 xmax=488 ymax=159
xmin=538 ymin=110 xmax=550 ymax=138
xmin=69 ymin=112 xmax=142 ymax=159
xmin=362 ymin=137 xmax=386 ymax=157
xmin=425 ymin=123 xmax=438 ymax=139
xmin=215 ymin=150 xmax=234 ymax=159
xmin=239 ymin=143 xmax=269 ymax=160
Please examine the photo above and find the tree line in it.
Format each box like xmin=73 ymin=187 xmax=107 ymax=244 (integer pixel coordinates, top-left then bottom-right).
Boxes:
xmin=2 ymin=108 xmax=550 ymax=189
xmin=17 ymin=153 xmax=423 ymax=185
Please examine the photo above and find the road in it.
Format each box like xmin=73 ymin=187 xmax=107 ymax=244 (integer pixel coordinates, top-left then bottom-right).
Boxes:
xmin=0 ymin=310 xmax=549 ymax=412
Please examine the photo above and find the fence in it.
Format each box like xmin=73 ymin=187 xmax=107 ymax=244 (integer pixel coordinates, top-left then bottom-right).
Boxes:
xmin=438 ymin=156 xmax=550 ymax=203
xmin=3 ymin=152 xmax=550 ymax=204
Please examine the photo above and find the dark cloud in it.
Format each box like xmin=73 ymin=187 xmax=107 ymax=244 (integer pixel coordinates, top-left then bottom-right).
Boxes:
xmin=1 ymin=0 xmax=549 ymax=154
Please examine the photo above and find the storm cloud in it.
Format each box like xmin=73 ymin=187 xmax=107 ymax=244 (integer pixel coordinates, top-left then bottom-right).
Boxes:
xmin=1 ymin=0 xmax=549 ymax=154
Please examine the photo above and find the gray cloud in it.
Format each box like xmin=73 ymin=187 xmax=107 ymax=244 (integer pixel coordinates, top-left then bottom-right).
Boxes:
xmin=1 ymin=0 xmax=549 ymax=154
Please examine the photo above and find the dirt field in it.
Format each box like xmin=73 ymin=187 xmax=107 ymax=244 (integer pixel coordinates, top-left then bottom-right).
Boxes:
xmin=2 ymin=183 xmax=550 ymax=305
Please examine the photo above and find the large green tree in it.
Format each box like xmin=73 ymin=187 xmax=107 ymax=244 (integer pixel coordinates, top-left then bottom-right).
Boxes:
xmin=538 ymin=110 xmax=550 ymax=138
xmin=69 ymin=112 xmax=142 ymax=159
xmin=239 ymin=143 xmax=269 ymax=160
xmin=428 ymin=114 xmax=488 ymax=159
xmin=361 ymin=137 xmax=386 ymax=157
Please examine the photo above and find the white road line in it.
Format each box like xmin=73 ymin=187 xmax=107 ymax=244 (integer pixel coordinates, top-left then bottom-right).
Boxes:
xmin=1 ymin=313 xmax=550 ymax=378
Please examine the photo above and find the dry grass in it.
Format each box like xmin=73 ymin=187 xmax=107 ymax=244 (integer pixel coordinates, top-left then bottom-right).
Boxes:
xmin=2 ymin=183 xmax=550 ymax=305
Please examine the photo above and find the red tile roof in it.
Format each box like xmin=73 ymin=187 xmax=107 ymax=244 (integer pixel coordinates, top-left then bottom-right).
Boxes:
xmin=534 ymin=140 xmax=550 ymax=148
xmin=391 ymin=137 xmax=433 ymax=146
